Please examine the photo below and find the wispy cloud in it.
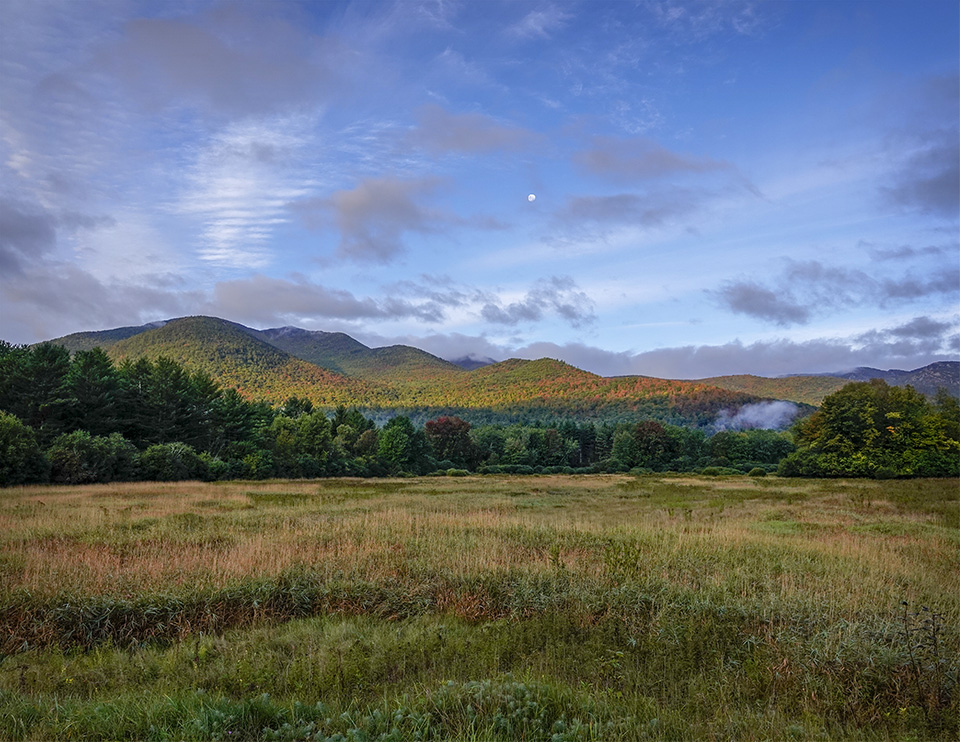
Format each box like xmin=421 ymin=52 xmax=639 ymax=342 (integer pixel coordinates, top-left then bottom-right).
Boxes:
xmin=210 ymin=273 xmax=446 ymax=326
xmin=879 ymin=74 xmax=959 ymax=220
xmin=176 ymin=117 xmax=318 ymax=267
xmin=506 ymin=5 xmax=572 ymax=40
xmin=406 ymin=104 xmax=539 ymax=154
xmin=574 ymin=135 xmax=734 ymax=182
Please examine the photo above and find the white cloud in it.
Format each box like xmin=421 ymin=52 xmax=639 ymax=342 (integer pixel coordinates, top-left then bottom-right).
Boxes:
xmin=175 ymin=117 xmax=318 ymax=267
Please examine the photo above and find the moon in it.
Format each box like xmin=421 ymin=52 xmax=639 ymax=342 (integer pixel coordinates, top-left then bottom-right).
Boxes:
xmin=528 ymin=194 xmax=536 ymax=202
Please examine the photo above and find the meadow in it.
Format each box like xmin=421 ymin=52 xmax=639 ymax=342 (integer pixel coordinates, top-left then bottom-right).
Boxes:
xmin=0 ymin=474 xmax=957 ymax=740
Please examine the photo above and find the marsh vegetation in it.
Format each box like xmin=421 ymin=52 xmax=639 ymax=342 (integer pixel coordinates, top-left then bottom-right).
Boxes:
xmin=1 ymin=474 xmax=957 ymax=740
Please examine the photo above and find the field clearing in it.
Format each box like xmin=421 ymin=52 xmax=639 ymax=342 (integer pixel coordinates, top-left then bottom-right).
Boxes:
xmin=1 ymin=474 xmax=958 ymax=740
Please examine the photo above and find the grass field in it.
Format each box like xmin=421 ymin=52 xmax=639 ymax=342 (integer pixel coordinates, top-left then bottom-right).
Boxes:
xmin=1 ymin=474 xmax=957 ymax=740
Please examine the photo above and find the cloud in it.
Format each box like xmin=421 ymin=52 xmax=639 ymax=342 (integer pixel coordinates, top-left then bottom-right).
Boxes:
xmin=574 ymin=135 xmax=734 ymax=182
xmin=714 ymin=258 xmax=960 ymax=326
xmin=713 ymin=281 xmax=811 ymax=326
xmin=852 ymin=315 xmax=958 ymax=358
xmin=883 ymin=129 xmax=959 ymax=219
xmin=0 ymin=199 xmax=57 ymax=274
xmin=880 ymin=267 xmax=960 ymax=303
xmin=645 ymin=0 xmax=768 ymax=38
xmin=0 ymin=260 xmax=190 ymax=344
xmin=95 ymin=13 xmax=336 ymax=116
xmin=176 ymin=116 xmax=317 ymax=266
xmin=506 ymin=6 xmax=572 ymax=39
xmin=713 ymin=401 xmax=800 ymax=431
xmin=556 ymin=190 xmax=706 ymax=232
xmin=366 ymin=311 xmax=957 ymax=379
xmin=622 ymin=329 xmax=957 ymax=379
xmin=481 ymin=276 xmax=596 ymax=328
xmin=406 ymin=104 xmax=539 ymax=154
xmin=879 ymin=75 xmax=959 ymax=220
xmin=868 ymin=244 xmax=949 ymax=261
xmin=294 ymin=177 xmax=445 ymax=263
xmin=210 ymin=274 xmax=446 ymax=326
xmin=386 ymin=274 xmax=494 ymax=309
xmin=0 ymin=198 xmax=114 ymax=274
xmin=884 ymin=316 xmax=952 ymax=340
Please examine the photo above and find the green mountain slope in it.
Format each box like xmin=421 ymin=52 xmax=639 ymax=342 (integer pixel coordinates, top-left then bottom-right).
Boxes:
xmin=696 ymin=374 xmax=849 ymax=406
xmin=252 ymin=327 xmax=369 ymax=374
xmin=39 ymin=316 xmax=784 ymax=426
xmin=255 ymin=327 xmax=463 ymax=382
xmin=44 ymin=322 xmax=164 ymax=353
xmin=395 ymin=358 xmax=765 ymax=426
xmin=107 ymin=317 xmax=394 ymax=406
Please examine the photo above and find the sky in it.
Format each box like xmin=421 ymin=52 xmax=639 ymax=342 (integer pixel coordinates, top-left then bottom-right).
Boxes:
xmin=1 ymin=0 xmax=958 ymax=378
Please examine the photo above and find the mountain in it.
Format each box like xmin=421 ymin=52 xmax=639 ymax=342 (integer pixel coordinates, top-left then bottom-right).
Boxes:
xmin=255 ymin=326 xmax=464 ymax=382
xmin=44 ymin=321 xmax=166 ymax=352
xmin=41 ymin=318 xmax=957 ymax=421
xmin=826 ymin=361 xmax=960 ymax=397
xmin=106 ymin=316 xmax=394 ymax=406
xmin=450 ymin=355 xmax=496 ymax=371
xmin=251 ymin=327 xmax=369 ymax=374
xmin=41 ymin=316 xmax=771 ymax=427
xmin=698 ymin=362 xmax=959 ymax=405
xmin=695 ymin=374 xmax=850 ymax=406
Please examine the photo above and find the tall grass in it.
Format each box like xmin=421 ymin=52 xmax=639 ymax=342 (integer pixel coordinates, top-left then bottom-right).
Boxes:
xmin=1 ymin=475 xmax=957 ymax=739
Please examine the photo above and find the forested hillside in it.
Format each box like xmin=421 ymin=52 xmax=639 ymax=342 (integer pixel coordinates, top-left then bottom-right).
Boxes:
xmin=43 ymin=317 xmax=771 ymax=426
xmin=696 ymin=374 xmax=849 ymax=405
xmin=106 ymin=317 xmax=395 ymax=407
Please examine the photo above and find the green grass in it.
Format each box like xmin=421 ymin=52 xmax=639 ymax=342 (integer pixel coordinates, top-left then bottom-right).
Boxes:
xmin=1 ymin=475 xmax=957 ymax=740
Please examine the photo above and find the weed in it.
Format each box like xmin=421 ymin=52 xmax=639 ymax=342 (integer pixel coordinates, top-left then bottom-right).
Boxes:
xmin=899 ymin=601 xmax=959 ymax=731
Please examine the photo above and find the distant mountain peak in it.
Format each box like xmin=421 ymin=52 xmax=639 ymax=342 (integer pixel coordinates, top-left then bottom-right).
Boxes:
xmin=450 ymin=355 xmax=496 ymax=371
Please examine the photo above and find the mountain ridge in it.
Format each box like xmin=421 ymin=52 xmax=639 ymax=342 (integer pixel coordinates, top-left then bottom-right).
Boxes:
xmin=38 ymin=316 xmax=958 ymax=412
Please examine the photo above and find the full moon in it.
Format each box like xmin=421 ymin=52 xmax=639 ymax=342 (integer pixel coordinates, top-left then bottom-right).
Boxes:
xmin=528 ymin=194 xmax=536 ymax=202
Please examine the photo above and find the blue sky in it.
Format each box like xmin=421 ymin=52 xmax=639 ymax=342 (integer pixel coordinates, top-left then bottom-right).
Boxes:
xmin=1 ymin=0 xmax=957 ymax=377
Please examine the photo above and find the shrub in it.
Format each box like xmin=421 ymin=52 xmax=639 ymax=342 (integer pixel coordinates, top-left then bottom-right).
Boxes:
xmin=0 ymin=411 xmax=48 ymax=486
xmin=140 ymin=442 xmax=206 ymax=481
xmin=47 ymin=430 xmax=138 ymax=484
xmin=243 ymin=449 xmax=276 ymax=480
xmin=700 ymin=466 xmax=741 ymax=476
xmin=198 ymin=452 xmax=231 ymax=481
xmin=747 ymin=467 xmax=767 ymax=477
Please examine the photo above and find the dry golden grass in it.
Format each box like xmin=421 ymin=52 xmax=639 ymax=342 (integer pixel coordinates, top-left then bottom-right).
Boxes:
xmin=2 ymin=475 xmax=956 ymax=621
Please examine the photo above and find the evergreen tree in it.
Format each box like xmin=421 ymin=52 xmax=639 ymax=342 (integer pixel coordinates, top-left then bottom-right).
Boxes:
xmin=22 ymin=343 xmax=72 ymax=445
xmin=66 ymin=348 xmax=120 ymax=436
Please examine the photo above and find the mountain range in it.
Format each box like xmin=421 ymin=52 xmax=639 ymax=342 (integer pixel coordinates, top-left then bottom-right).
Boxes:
xmin=40 ymin=316 xmax=958 ymax=425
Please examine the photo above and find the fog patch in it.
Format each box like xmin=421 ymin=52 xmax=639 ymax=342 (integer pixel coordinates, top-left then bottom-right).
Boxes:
xmin=714 ymin=401 xmax=800 ymax=431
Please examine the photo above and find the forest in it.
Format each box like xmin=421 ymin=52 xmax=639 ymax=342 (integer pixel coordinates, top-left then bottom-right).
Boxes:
xmin=1 ymin=342 xmax=957 ymax=486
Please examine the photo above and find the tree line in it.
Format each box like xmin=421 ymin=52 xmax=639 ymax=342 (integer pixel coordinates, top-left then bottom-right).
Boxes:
xmin=1 ymin=342 xmax=956 ymax=485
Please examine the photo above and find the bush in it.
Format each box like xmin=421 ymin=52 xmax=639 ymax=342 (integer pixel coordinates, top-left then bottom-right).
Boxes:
xmin=243 ymin=449 xmax=276 ymax=480
xmin=446 ymin=468 xmax=469 ymax=477
xmin=700 ymin=466 xmax=741 ymax=476
xmin=747 ymin=467 xmax=767 ymax=477
xmin=198 ymin=452 xmax=232 ymax=481
xmin=0 ymin=411 xmax=48 ymax=486
xmin=140 ymin=442 xmax=206 ymax=481
xmin=47 ymin=430 xmax=138 ymax=484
